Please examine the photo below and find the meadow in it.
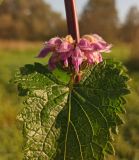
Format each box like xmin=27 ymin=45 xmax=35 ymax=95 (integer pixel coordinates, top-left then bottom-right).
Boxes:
xmin=0 ymin=41 xmax=139 ymax=160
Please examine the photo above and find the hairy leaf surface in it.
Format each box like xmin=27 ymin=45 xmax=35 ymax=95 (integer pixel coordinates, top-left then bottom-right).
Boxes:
xmin=13 ymin=60 xmax=130 ymax=160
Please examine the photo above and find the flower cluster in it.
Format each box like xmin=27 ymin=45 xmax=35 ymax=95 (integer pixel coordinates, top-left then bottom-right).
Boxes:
xmin=37 ymin=34 xmax=112 ymax=73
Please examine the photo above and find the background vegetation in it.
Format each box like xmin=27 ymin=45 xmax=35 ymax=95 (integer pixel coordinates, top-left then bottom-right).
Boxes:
xmin=0 ymin=0 xmax=139 ymax=160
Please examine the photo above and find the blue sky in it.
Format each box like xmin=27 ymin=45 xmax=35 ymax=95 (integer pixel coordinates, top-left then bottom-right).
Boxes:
xmin=45 ymin=0 xmax=139 ymax=22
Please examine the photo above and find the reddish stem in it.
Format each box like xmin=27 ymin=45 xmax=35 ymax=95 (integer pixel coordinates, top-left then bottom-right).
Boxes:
xmin=64 ymin=0 xmax=80 ymax=42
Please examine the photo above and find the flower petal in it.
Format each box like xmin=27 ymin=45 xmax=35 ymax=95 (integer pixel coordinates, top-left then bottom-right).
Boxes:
xmin=89 ymin=34 xmax=112 ymax=53
xmin=85 ymin=51 xmax=103 ymax=64
xmin=72 ymin=47 xmax=84 ymax=73
xmin=92 ymin=52 xmax=103 ymax=64
xmin=37 ymin=47 xmax=51 ymax=58
xmin=84 ymin=52 xmax=94 ymax=64
xmin=47 ymin=37 xmax=62 ymax=48
xmin=64 ymin=59 xmax=69 ymax=67
xmin=60 ymin=51 xmax=72 ymax=61
xmin=48 ymin=54 xmax=58 ymax=70
xmin=78 ymin=38 xmax=93 ymax=51
xmin=57 ymin=41 xmax=73 ymax=53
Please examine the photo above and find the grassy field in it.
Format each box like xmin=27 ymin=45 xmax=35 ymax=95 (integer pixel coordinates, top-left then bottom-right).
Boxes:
xmin=0 ymin=41 xmax=138 ymax=160
xmin=0 ymin=41 xmax=45 ymax=160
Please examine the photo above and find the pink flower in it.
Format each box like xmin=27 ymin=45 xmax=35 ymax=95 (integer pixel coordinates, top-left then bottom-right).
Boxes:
xmin=48 ymin=53 xmax=58 ymax=70
xmin=37 ymin=47 xmax=51 ymax=58
xmin=60 ymin=51 xmax=72 ymax=68
xmin=64 ymin=59 xmax=69 ymax=67
xmin=57 ymin=41 xmax=73 ymax=53
xmin=92 ymin=52 xmax=103 ymax=64
xmin=47 ymin=37 xmax=62 ymax=48
xmin=57 ymin=41 xmax=73 ymax=68
xmin=78 ymin=39 xmax=93 ymax=51
xmin=84 ymin=51 xmax=103 ymax=64
xmin=37 ymin=37 xmax=62 ymax=58
xmin=91 ymin=34 xmax=112 ymax=53
xmin=72 ymin=47 xmax=84 ymax=73
xmin=37 ymin=34 xmax=112 ymax=74
xmin=84 ymin=52 xmax=94 ymax=64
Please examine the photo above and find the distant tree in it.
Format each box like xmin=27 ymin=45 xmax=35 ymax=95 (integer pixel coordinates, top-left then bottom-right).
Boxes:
xmin=0 ymin=0 xmax=66 ymax=40
xmin=120 ymin=6 xmax=139 ymax=42
xmin=126 ymin=28 xmax=139 ymax=71
xmin=80 ymin=0 xmax=118 ymax=41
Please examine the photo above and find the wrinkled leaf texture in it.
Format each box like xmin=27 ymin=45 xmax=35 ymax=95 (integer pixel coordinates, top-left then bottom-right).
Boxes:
xmin=13 ymin=60 xmax=130 ymax=160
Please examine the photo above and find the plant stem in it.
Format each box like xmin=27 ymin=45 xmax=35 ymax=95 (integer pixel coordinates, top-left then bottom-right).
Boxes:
xmin=64 ymin=0 xmax=80 ymax=42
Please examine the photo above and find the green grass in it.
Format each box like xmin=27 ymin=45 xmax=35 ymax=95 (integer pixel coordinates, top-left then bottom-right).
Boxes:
xmin=0 ymin=41 xmax=138 ymax=160
xmin=0 ymin=47 xmax=47 ymax=82
xmin=105 ymin=43 xmax=131 ymax=61
xmin=0 ymin=42 xmax=47 ymax=160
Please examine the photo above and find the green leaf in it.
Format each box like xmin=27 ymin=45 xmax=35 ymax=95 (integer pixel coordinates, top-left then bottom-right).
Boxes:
xmin=52 ymin=67 xmax=70 ymax=84
xmin=13 ymin=60 xmax=130 ymax=160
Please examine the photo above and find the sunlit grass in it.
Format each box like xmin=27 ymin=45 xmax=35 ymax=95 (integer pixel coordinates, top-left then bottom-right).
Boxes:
xmin=104 ymin=43 xmax=131 ymax=62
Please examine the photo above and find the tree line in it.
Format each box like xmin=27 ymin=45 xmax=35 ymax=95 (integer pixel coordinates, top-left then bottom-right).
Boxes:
xmin=0 ymin=0 xmax=66 ymax=40
xmin=0 ymin=0 xmax=139 ymax=43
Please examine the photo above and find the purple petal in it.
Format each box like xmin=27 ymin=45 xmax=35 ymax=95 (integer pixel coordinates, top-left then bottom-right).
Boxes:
xmin=72 ymin=47 xmax=84 ymax=72
xmin=73 ymin=47 xmax=84 ymax=57
xmin=84 ymin=52 xmax=94 ymax=64
xmin=91 ymin=43 xmax=105 ymax=51
xmin=60 ymin=51 xmax=72 ymax=61
xmin=92 ymin=52 xmax=103 ymax=64
xmin=48 ymin=53 xmax=58 ymax=70
xmin=92 ymin=34 xmax=105 ymax=42
xmin=47 ymin=37 xmax=62 ymax=48
xmin=101 ymin=43 xmax=112 ymax=53
xmin=37 ymin=47 xmax=51 ymax=58
xmin=64 ymin=59 xmax=68 ymax=67
xmin=91 ymin=41 xmax=112 ymax=53
xmin=85 ymin=51 xmax=103 ymax=64
xmin=57 ymin=41 xmax=73 ymax=53
xmin=78 ymin=38 xmax=93 ymax=51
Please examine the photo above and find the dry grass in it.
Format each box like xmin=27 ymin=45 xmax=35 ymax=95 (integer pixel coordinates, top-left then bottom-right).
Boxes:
xmin=0 ymin=40 xmax=42 ymax=50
